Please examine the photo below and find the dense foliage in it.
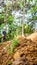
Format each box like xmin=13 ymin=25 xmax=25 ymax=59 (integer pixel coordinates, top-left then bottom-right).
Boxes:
xmin=0 ymin=0 xmax=37 ymax=42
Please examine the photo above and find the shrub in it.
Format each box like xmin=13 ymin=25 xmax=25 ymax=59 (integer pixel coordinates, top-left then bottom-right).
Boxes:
xmin=12 ymin=39 xmax=19 ymax=48
xmin=7 ymin=39 xmax=19 ymax=54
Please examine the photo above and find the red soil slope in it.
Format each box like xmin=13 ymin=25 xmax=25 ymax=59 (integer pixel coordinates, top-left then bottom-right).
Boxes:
xmin=0 ymin=33 xmax=37 ymax=65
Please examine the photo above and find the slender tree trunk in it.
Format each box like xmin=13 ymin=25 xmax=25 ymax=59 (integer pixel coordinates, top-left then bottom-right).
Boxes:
xmin=4 ymin=0 xmax=8 ymax=25
xmin=22 ymin=15 xmax=24 ymax=36
xmin=22 ymin=0 xmax=25 ymax=36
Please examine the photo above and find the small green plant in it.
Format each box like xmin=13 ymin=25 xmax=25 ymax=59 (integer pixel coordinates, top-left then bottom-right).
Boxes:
xmin=7 ymin=39 xmax=19 ymax=54
xmin=7 ymin=46 xmax=12 ymax=55
xmin=11 ymin=39 xmax=19 ymax=52
xmin=12 ymin=39 xmax=19 ymax=48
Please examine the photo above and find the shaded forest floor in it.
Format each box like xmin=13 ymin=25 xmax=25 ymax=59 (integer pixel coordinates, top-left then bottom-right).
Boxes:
xmin=0 ymin=32 xmax=37 ymax=65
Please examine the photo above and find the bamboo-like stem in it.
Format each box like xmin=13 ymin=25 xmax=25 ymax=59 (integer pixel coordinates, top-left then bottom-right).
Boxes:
xmin=4 ymin=0 xmax=8 ymax=25
xmin=22 ymin=0 xmax=25 ymax=36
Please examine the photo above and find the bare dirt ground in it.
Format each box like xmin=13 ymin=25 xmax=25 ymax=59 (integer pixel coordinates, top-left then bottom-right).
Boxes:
xmin=0 ymin=32 xmax=37 ymax=65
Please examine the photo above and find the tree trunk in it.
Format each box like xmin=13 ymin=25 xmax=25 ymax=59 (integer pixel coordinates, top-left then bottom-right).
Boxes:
xmin=22 ymin=0 xmax=25 ymax=36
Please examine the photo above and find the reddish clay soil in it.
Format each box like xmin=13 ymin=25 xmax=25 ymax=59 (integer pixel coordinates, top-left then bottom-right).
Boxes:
xmin=0 ymin=33 xmax=37 ymax=65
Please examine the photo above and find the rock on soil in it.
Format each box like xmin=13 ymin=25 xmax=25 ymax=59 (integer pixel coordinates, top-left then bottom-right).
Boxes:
xmin=27 ymin=32 xmax=37 ymax=42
